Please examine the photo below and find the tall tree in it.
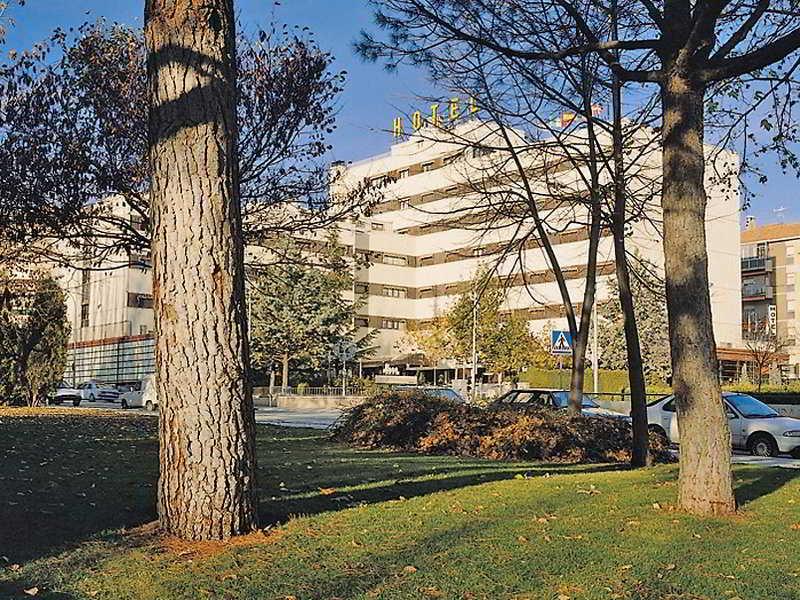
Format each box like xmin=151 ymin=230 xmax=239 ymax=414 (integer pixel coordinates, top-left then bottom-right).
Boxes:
xmin=0 ymin=20 xmax=369 ymax=268
xmin=598 ymin=265 xmax=671 ymax=386
xmin=360 ymin=0 xmax=800 ymax=516
xmin=145 ymin=0 xmax=257 ymax=540
xmin=249 ymin=238 xmax=373 ymax=387
xmin=0 ymin=271 xmax=69 ymax=406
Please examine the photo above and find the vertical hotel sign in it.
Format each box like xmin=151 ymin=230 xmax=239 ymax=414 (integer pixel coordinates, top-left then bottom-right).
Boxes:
xmin=392 ymin=97 xmax=479 ymax=139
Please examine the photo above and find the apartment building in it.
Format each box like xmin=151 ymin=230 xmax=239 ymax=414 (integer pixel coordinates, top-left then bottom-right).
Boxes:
xmin=56 ymin=196 xmax=155 ymax=386
xmin=57 ymin=121 xmax=745 ymax=386
xmin=741 ymin=218 xmax=800 ymax=378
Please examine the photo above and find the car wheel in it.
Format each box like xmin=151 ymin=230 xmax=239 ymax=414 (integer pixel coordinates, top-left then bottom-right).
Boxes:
xmin=748 ymin=433 xmax=778 ymax=458
xmin=145 ymin=400 xmax=154 ymax=412
xmin=790 ymin=447 xmax=800 ymax=460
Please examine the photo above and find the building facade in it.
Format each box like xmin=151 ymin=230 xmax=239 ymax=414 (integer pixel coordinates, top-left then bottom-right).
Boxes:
xmin=339 ymin=123 xmax=743 ymax=374
xmin=57 ymin=122 xmax=746 ymax=386
xmin=741 ymin=219 xmax=800 ymax=379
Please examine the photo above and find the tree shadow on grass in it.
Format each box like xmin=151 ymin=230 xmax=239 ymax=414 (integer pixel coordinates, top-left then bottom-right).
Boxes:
xmin=257 ymin=461 xmax=624 ymax=525
xmin=733 ymin=464 xmax=800 ymax=507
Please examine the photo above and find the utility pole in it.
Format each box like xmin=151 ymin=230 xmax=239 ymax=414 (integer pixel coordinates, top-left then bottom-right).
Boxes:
xmin=471 ymin=290 xmax=478 ymax=402
xmin=592 ymin=298 xmax=599 ymax=393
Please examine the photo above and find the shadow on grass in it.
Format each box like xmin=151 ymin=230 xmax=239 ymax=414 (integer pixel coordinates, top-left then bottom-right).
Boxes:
xmin=733 ymin=465 xmax=800 ymax=507
xmin=257 ymin=461 xmax=624 ymax=525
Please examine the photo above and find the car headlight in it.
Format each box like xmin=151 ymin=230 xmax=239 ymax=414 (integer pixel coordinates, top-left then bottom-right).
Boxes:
xmin=782 ymin=431 xmax=800 ymax=438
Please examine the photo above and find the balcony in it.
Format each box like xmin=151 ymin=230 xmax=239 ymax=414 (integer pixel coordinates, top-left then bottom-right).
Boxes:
xmin=741 ymin=256 xmax=772 ymax=273
xmin=742 ymin=284 xmax=773 ymax=301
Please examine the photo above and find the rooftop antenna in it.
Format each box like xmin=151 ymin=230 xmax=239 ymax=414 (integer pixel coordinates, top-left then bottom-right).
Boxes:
xmin=773 ymin=206 xmax=788 ymax=223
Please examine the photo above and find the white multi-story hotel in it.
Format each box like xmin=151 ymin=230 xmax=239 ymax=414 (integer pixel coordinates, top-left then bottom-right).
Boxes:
xmin=56 ymin=120 xmax=745 ymax=385
xmin=338 ymin=121 xmax=743 ymax=372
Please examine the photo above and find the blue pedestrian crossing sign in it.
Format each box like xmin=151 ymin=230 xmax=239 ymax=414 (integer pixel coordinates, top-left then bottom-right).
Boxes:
xmin=550 ymin=330 xmax=573 ymax=355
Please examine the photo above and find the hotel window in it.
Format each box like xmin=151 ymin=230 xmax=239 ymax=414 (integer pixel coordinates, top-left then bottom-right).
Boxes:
xmin=421 ymin=161 xmax=434 ymax=172
xmin=471 ymin=146 xmax=494 ymax=158
xmin=371 ymin=222 xmax=385 ymax=231
xmin=383 ymin=255 xmax=407 ymax=266
xmin=383 ymin=286 xmax=407 ymax=298
xmin=419 ymin=287 xmax=434 ymax=298
xmin=419 ymin=255 xmax=434 ymax=266
xmin=399 ymin=199 xmax=410 ymax=210
xmin=355 ymin=317 xmax=369 ymax=328
xmin=473 ymin=247 xmax=485 ymax=257
xmin=381 ymin=319 xmax=406 ymax=330
xmin=80 ymin=304 xmax=90 ymax=328
xmin=398 ymin=169 xmax=410 ymax=179
xmin=355 ymin=283 xmax=368 ymax=295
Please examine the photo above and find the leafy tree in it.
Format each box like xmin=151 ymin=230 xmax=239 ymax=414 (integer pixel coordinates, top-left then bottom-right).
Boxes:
xmin=0 ymin=19 xmax=375 ymax=266
xmin=444 ymin=272 xmax=537 ymax=380
xmin=598 ymin=269 xmax=671 ymax=386
xmin=0 ymin=271 xmax=69 ymax=406
xmin=249 ymin=237 xmax=375 ymax=387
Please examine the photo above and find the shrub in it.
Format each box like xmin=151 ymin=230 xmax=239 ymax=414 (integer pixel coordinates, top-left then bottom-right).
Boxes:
xmin=332 ymin=391 xmax=674 ymax=464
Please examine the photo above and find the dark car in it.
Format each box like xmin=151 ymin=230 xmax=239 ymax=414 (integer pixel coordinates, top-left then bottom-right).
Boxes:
xmin=396 ymin=385 xmax=467 ymax=403
xmin=490 ymin=388 xmax=629 ymax=420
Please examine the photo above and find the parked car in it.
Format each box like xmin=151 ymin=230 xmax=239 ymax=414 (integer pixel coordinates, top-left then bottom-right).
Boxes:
xmin=120 ymin=375 xmax=158 ymax=411
xmin=52 ymin=381 xmax=82 ymax=406
xmin=646 ymin=392 xmax=800 ymax=458
xmin=78 ymin=381 xmax=120 ymax=403
xmin=396 ymin=385 xmax=467 ymax=403
xmin=490 ymin=388 xmax=630 ymax=420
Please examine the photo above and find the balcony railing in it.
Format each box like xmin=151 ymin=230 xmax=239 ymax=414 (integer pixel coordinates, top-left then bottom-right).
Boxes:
xmin=742 ymin=284 xmax=773 ymax=300
xmin=741 ymin=256 xmax=771 ymax=272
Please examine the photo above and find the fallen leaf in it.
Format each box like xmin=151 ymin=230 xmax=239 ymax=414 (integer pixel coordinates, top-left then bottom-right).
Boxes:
xmin=420 ymin=587 xmax=444 ymax=598
xmin=23 ymin=587 xmax=39 ymax=596
xmin=319 ymin=487 xmax=336 ymax=496
xmin=402 ymin=565 xmax=418 ymax=574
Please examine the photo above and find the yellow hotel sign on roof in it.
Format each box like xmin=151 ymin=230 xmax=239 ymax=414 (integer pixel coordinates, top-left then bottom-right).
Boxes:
xmin=392 ymin=97 xmax=479 ymax=139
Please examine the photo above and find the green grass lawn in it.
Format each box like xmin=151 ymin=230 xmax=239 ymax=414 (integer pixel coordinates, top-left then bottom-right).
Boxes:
xmin=1 ymin=408 xmax=799 ymax=599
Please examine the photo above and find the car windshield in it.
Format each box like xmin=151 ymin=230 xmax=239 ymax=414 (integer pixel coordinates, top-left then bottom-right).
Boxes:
xmin=726 ymin=394 xmax=778 ymax=418
xmin=551 ymin=391 xmax=600 ymax=409
xmin=426 ymin=389 xmax=461 ymax=402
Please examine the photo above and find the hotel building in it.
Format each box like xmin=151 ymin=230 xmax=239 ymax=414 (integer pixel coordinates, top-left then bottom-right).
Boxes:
xmin=57 ymin=121 xmax=745 ymax=386
xmin=741 ymin=219 xmax=800 ymax=379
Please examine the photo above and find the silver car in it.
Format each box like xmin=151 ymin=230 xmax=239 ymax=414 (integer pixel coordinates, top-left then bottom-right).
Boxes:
xmin=491 ymin=388 xmax=630 ymax=420
xmin=647 ymin=392 xmax=800 ymax=458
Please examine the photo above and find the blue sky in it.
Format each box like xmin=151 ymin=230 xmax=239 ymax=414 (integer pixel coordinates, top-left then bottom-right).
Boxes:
xmin=4 ymin=0 xmax=797 ymax=224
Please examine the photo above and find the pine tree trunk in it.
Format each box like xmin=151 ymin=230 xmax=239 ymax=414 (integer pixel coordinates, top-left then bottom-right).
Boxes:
xmin=661 ymin=75 xmax=735 ymax=515
xmin=145 ymin=0 xmax=259 ymax=540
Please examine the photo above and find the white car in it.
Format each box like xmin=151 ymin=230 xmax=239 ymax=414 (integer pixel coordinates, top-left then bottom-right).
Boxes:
xmin=120 ymin=375 xmax=158 ymax=411
xmin=52 ymin=381 xmax=82 ymax=406
xmin=78 ymin=381 xmax=120 ymax=403
xmin=647 ymin=392 xmax=800 ymax=458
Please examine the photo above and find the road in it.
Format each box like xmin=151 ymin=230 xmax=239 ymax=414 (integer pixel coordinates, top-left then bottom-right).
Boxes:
xmin=48 ymin=401 xmax=800 ymax=468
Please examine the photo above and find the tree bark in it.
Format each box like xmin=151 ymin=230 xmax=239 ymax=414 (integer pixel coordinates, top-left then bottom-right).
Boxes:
xmin=660 ymin=75 xmax=735 ymax=515
xmin=145 ymin=0 xmax=259 ymax=540
xmin=282 ymin=354 xmax=289 ymax=389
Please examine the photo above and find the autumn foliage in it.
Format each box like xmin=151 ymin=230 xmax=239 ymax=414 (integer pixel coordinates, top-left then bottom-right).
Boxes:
xmin=332 ymin=390 xmax=674 ymax=464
